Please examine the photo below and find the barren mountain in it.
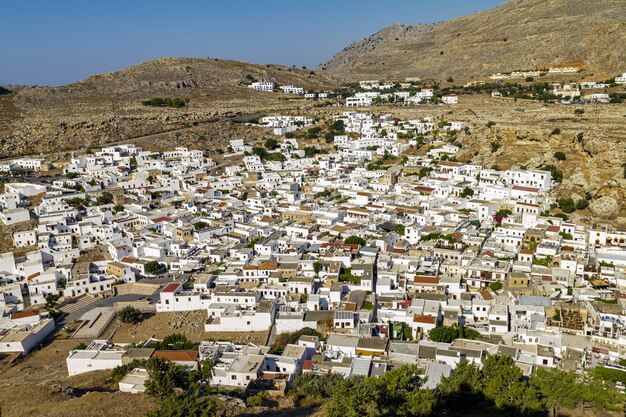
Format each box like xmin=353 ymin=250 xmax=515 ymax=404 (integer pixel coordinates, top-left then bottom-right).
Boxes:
xmin=320 ymin=0 xmax=626 ymax=81
xmin=0 ymin=57 xmax=338 ymax=158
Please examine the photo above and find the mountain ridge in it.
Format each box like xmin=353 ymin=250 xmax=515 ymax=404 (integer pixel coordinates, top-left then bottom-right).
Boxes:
xmin=319 ymin=0 xmax=626 ymax=80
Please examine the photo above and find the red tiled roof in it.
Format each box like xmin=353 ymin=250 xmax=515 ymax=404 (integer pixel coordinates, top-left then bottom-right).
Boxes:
xmin=480 ymin=290 xmax=494 ymax=301
xmin=151 ymin=217 xmax=173 ymax=223
xmin=152 ymin=350 xmax=198 ymax=362
xmin=414 ymin=276 xmax=440 ymax=284
xmin=414 ymin=315 xmax=436 ymax=324
xmin=11 ymin=311 xmax=39 ymax=320
xmin=162 ymin=283 xmax=181 ymax=293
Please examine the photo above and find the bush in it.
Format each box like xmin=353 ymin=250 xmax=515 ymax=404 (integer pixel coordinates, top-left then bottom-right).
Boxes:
xmin=489 ymin=281 xmax=503 ymax=292
xmin=429 ymin=325 xmax=479 ymax=343
xmin=112 ymin=359 xmax=147 ymax=382
xmin=142 ymin=97 xmax=188 ymax=108
xmin=557 ymin=197 xmax=576 ymax=213
xmin=145 ymin=260 xmax=162 ymax=275
xmin=554 ymin=151 xmax=566 ymax=161
xmin=460 ymin=186 xmax=475 ymax=198
xmin=146 ymin=392 xmax=219 ymax=417
xmin=264 ymin=138 xmax=278 ymax=150
xmin=118 ymin=306 xmax=142 ymax=324
xmin=148 ymin=333 xmax=196 ymax=350
xmin=550 ymin=128 xmax=561 ymax=135
xmin=344 ymin=236 xmax=366 ymax=246
xmin=246 ymin=391 xmax=267 ymax=407
xmin=576 ymin=198 xmax=589 ymax=210
xmin=145 ymin=358 xmax=190 ymax=397
xmin=490 ymin=142 xmax=501 ymax=153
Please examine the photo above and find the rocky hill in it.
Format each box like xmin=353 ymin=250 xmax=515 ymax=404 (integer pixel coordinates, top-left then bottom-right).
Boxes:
xmin=0 ymin=57 xmax=338 ymax=157
xmin=320 ymin=0 xmax=626 ymax=81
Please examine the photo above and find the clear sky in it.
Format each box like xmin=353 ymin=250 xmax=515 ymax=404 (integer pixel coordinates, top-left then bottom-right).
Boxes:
xmin=1 ymin=0 xmax=507 ymax=86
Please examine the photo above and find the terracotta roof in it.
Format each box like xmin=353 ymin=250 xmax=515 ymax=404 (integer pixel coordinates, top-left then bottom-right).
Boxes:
xmin=511 ymin=185 xmax=539 ymax=193
xmin=480 ymin=290 xmax=494 ymax=301
xmin=546 ymin=225 xmax=560 ymax=233
xmin=414 ymin=186 xmax=435 ymax=193
xmin=120 ymin=257 xmax=138 ymax=263
xmin=414 ymin=276 xmax=440 ymax=285
xmin=519 ymin=249 xmax=534 ymax=255
xmin=162 ymin=283 xmax=181 ymax=293
xmin=152 ymin=350 xmax=198 ymax=362
xmin=151 ymin=217 xmax=173 ymax=223
xmin=414 ymin=315 xmax=436 ymax=324
xmin=10 ymin=311 xmax=38 ymax=320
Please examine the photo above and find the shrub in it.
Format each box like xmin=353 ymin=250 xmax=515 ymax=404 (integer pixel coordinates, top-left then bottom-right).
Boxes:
xmin=490 ymin=142 xmax=501 ymax=153
xmin=557 ymin=197 xmax=576 ymax=213
xmin=554 ymin=151 xmax=566 ymax=161
xmin=246 ymin=391 xmax=266 ymax=407
xmin=118 ymin=306 xmax=142 ymax=324
xmin=550 ymin=128 xmax=561 ymax=135
xmin=344 ymin=236 xmax=366 ymax=246
xmin=142 ymin=97 xmax=187 ymax=108
xmin=576 ymin=199 xmax=589 ymax=210
xmin=145 ymin=260 xmax=162 ymax=275
xmin=489 ymin=281 xmax=503 ymax=292
xmin=148 ymin=333 xmax=196 ymax=351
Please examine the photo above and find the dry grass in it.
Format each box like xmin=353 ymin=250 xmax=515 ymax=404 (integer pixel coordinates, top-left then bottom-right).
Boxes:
xmin=0 ymin=339 xmax=155 ymax=417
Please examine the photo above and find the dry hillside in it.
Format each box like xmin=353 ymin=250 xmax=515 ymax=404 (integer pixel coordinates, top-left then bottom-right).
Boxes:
xmin=0 ymin=58 xmax=338 ymax=158
xmin=320 ymin=0 xmax=626 ymax=81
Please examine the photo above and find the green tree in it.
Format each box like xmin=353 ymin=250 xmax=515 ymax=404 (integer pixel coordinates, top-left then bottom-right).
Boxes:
xmin=145 ymin=358 xmax=189 ymax=398
xmin=344 ymin=236 xmax=366 ymax=246
xmin=482 ymin=354 xmax=542 ymax=413
xmin=150 ymin=333 xmax=196 ymax=350
xmin=460 ymin=186 xmax=475 ymax=198
xmin=291 ymin=373 xmax=345 ymax=406
xmin=325 ymin=376 xmax=380 ymax=417
xmin=394 ymin=224 xmax=406 ymax=236
xmin=438 ymin=360 xmax=483 ymax=407
xmin=307 ymin=126 xmax=322 ymax=139
xmin=429 ymin=326 xmax=459 ymax=343
xmin=576 ymin=198 xmax=589 ymax=210
xmin=246 ymin=391 xmax=267 ymax=407
xmin=146 ymin=391 xmax=219 ymax=417
xmin=557 ymin=197 xmax=576 ymax=213
xmin=530 ymin=368 xmax=579 ymax=417
xmin=118 ymin=306 xmax=142 ymax=324
xmin=97 ymin=191 xmax=114 ymax=205
xmin=489 ymin=281 xmax=503 ymax=292
xmin=145 ymin=260 xmax=162 ymax=275
xmin=304 ymin=146 xmax=318 ymax=157
xmin=264 ymin=138 xmax=278 ymax=150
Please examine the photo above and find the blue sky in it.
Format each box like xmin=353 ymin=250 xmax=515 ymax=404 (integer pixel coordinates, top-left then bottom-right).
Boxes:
xmin=1 ymin=0 xmax=506 ymax=86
